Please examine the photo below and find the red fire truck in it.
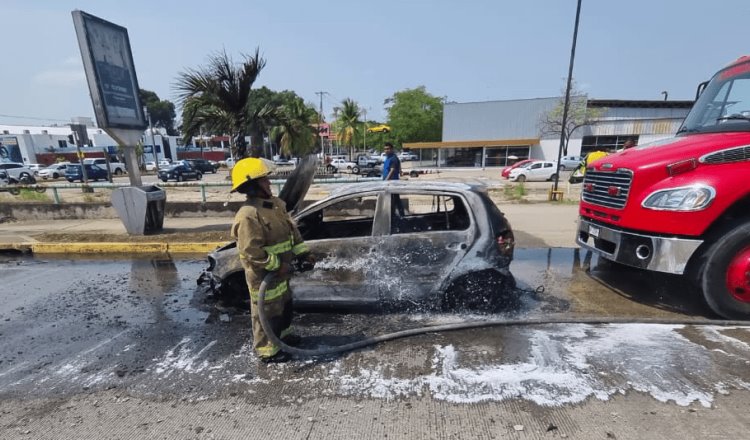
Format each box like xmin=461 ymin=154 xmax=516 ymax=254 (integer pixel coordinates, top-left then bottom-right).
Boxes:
xmin=577 ymin=56 xmax=750 ymax=319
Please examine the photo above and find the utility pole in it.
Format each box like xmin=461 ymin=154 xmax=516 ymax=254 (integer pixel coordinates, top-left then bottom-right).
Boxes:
xmin=553 ymin=0 xmax=583 ymax=196
xmin=363 ymin=108 xmax=367 ymax=152
xmin=315 ymin=91 xmax=328 ymax=156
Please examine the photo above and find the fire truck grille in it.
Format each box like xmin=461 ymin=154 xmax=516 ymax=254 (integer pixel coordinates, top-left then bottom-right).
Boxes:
xmin=701 ymin=145 xmax=750 ymax=164
xmin=581 ymin=169 xmax=632 ymax=209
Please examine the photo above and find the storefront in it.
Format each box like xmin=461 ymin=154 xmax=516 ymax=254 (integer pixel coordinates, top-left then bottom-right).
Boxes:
xmin=402 ymin=139 xmax=538 ymax=168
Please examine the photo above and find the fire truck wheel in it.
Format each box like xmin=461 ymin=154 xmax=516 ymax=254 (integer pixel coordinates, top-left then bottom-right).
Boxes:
xmin=701 ymin=222 xmax=750 ymax=319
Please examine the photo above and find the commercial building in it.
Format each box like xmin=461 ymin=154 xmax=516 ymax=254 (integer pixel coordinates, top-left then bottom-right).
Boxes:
xmin=0 ymin=117 xmax=179 ymax=166
xmin=403 ymin=97 xmax=693 ymax=168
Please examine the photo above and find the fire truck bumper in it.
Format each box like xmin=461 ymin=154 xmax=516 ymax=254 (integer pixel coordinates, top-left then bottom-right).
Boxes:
xmin=576 ymin=217 xmax=703 ymax=275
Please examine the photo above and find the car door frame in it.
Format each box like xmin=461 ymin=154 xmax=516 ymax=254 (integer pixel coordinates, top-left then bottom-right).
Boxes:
xmin=290 ymin=190 xmax=390 ymax=307
xmin=377 ymin=188 xmax=476 ymax=306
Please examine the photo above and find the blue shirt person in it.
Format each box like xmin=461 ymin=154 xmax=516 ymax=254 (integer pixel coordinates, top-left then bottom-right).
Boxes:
xmin=382 ymin=142 xmax=401 ymax=180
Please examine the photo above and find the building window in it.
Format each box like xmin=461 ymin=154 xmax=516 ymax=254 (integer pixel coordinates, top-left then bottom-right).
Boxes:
xmin=581 ymin=135 xmax=639 ymax=155
xmin=484 ymin=146 xmax=531 ymax=167
xmin=58 ymin=140 xmax=67 ymax=149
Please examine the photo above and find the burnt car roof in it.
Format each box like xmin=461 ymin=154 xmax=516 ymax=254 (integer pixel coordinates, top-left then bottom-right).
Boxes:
xmin=327 ymin=180 xmax=487 ymax=198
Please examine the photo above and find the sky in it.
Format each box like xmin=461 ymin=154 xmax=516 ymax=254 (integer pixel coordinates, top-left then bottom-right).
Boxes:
xmin=2 ymin=0 xmax=749 ymax=127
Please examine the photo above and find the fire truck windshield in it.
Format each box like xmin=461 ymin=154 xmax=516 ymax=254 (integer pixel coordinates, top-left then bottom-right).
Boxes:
xmin=678 ymin=60 xmax=750 ymax=135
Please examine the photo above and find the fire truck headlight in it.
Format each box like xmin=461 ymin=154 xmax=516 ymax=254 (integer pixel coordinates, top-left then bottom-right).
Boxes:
xmin=642 ymin=185 xmax=715 ymax=211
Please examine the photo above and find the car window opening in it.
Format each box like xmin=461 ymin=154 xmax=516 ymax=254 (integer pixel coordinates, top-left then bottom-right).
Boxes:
xmin=391 ymin=194 xmax=470 ymax=234
xmin=298 ymin=195 xmax=378 ymax=240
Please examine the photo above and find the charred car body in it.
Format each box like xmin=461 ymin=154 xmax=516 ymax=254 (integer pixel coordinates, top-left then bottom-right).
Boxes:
xmin=200 ymin=167 xmax=516 ymax=311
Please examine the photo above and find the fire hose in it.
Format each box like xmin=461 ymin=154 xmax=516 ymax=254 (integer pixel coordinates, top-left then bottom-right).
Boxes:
xmin=256 ymin=272 xmax=750 ymax=359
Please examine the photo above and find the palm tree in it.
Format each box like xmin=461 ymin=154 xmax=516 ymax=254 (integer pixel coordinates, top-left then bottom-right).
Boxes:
xmin=270 ymin=99 xmax=317 ymax=158
xmin=334 ymin=98 xmax=362 ymax=160
xmin=174 ymin=48 xmax=266 ymax=159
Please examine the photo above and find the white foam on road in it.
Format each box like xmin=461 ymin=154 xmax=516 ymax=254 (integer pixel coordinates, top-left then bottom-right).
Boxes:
xmin=333 ymin=324 xmax=750 ymax=407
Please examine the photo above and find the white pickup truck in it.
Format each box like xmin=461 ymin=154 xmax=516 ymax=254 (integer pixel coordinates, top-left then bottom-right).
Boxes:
xmin=84 ymin=158 xmax=127 ymax=175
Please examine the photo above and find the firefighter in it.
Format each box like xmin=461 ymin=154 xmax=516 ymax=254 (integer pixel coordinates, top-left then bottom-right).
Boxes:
xmin=230 ymin=157 xmax=314 ymax=363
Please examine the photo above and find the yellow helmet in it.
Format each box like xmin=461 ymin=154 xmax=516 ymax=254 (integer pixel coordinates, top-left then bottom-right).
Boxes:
xmin=230 ymin=157 xmax=275 ymax=192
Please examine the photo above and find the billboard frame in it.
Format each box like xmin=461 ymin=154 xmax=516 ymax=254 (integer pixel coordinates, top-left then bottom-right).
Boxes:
xmin=72 ymin=10 xmax=147 ymax=131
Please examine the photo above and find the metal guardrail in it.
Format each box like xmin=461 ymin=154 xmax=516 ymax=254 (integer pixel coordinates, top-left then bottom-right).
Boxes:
xmin=3 ymin=176 xmax=382 ymax=204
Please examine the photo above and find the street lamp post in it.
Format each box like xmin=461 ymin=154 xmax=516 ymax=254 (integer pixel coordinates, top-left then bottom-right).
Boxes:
xmin=553 ymin=0 xmax=583 ymax=196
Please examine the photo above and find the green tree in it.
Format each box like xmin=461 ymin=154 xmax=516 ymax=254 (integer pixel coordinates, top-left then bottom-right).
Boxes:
xmin=385 ymin=86 xmax=443 ymax=147
xmin=175 ymin=48 xmax=266 ymax=158
xmin=246 ymin=87 xmax=316 ymax=157
xmin=139 ymin=89 xmax=177 ymax=135
xmin=269 ymin=98 xmax=318 ymax=157
xmin=539 ymin=81 xmax=604 ymax=156
xmin=333 ymin=98 xmax=362 ymax=159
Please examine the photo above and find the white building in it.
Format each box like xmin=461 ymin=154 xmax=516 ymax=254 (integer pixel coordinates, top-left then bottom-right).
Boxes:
xmin=0 ymin=118 xmax=178 ymax=165
xmin=403 ymin=97 xmax=693 ymax=168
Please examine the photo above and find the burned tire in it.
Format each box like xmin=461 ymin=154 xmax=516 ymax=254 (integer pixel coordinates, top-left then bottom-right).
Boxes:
xmin=701 ymin=222 xmax=750 ymax=319
xmin=442 ymin=269 xmax=517 ymax=313
xmin=217 ymin=272 xmax=251 ymax=310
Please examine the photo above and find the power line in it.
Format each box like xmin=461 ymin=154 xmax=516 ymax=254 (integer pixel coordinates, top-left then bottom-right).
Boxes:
xmin=0 ymin=113 xmax=77 ymax=124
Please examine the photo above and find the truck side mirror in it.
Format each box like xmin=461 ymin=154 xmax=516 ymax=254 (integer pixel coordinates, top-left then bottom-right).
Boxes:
xmin=695 ymin=81 xmax=709 ymax=100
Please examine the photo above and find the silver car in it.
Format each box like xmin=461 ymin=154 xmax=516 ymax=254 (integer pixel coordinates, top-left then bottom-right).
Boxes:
xmin=200 ymin=158 xmax=516 ymax=311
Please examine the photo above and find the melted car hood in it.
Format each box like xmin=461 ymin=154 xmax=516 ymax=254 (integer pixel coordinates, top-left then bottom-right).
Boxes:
xmin=278 ymin=154 xmax=318 ymax=214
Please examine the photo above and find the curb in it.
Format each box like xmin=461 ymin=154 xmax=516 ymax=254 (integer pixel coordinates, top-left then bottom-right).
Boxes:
xmin=1 ymin=242 xmax=226 ymax=255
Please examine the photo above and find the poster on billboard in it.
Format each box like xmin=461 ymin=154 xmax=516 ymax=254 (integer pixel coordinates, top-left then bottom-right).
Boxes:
xmin=72 ymin=10 xmax=146 ymax=130
xmin=0 ymin=137 xmax=23 ymax=163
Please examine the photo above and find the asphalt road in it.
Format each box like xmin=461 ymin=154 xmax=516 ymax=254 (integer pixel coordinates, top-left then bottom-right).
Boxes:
xmin=2 ymin=250 xmax=750 ymax=438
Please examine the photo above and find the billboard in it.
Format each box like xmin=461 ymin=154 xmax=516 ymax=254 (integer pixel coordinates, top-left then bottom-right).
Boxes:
xmin=0 ymin=137 xmax=22 ymax=163
xmin=72 ymin=10 xmax=146 ymax=130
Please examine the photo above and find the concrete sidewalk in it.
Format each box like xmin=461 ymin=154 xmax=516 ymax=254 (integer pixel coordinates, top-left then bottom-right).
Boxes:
xmin=0 ymin=203 xmax=580 ymax=254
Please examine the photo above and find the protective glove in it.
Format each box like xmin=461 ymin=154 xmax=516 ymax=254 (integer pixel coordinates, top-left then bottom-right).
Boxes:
xmin=276 ymin=261 xmax=291 ymax=277
xmin=293 ymin=253 xmax=316 ymax=273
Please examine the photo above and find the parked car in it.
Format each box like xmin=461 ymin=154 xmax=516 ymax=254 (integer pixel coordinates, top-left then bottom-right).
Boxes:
xmin=27 ymin=164 xmax=44 ymax=175
xmin=508 ymin=160 xmax=558 ymax=182
xmin=200 ymin=178 xmax=517 ymax=312
xmin=398 ymin=151 xmax=419 ymax=161
xmin=184 ymin=158 xmax=219 ymax=173
xmin=158 ymin=159 xmax=172 ymax=169
xmin=0 ymin=162 xmax=36 ymax=183
xmin=501 ymin=159 xmax=533 ymax=179
xmin=65 ymin=163 xmax=109 ymax=182
xmin=330 ymin=158 xmax=356 ymax=171
xmin=145 ymin=161 xmax=157 ymax=171
xmin=158 ymin=162 xmax=203 ymax=182
xmin=38 ymin=163 xmax=70 ymax=179
xmin=84 ymin=158 xmax=126 ymax=175
xmin=558 ymin=155 xmax=583 ymax=171
xmin=224 ymin=157 xmax=235 ymax=169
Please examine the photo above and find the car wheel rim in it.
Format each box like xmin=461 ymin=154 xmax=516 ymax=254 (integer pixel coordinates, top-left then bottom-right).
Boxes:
xmin=726 ymin=244 xmax=750 ymax=303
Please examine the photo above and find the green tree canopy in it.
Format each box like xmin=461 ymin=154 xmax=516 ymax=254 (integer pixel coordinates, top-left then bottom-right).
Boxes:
xmin=385 ymin=86 xmax=443 ymax=148
xmin=174 ymin=48 xmax=266 ymax=158
xmin=139 ymin=89 xmax=177 ymax=136
xmin=333 ymin=98 xmax=362 ymax=153
xmin=269 ymin=98 xmax=318 ymax=157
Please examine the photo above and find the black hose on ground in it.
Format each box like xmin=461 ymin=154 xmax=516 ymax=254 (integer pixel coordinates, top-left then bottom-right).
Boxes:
xmin=257 ymin=273 xmax=750 ymax=358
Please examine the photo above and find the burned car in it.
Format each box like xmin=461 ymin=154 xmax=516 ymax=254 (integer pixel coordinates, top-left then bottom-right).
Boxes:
xmin=201 ymin=158 xmax=515 ymax=311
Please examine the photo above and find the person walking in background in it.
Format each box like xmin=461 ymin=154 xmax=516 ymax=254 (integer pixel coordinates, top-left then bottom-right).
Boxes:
xmin=382 ymin=142 xmax=405 ymax=216
xmin=382 ymin=142 xmax=401 ymax=181
xmin=229 ymin=157 xmax=314 ymax=363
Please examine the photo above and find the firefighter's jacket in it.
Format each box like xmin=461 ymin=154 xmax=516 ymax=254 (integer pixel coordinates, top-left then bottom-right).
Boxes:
xmin=231 ymin=196 xmax=308 ymax=302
